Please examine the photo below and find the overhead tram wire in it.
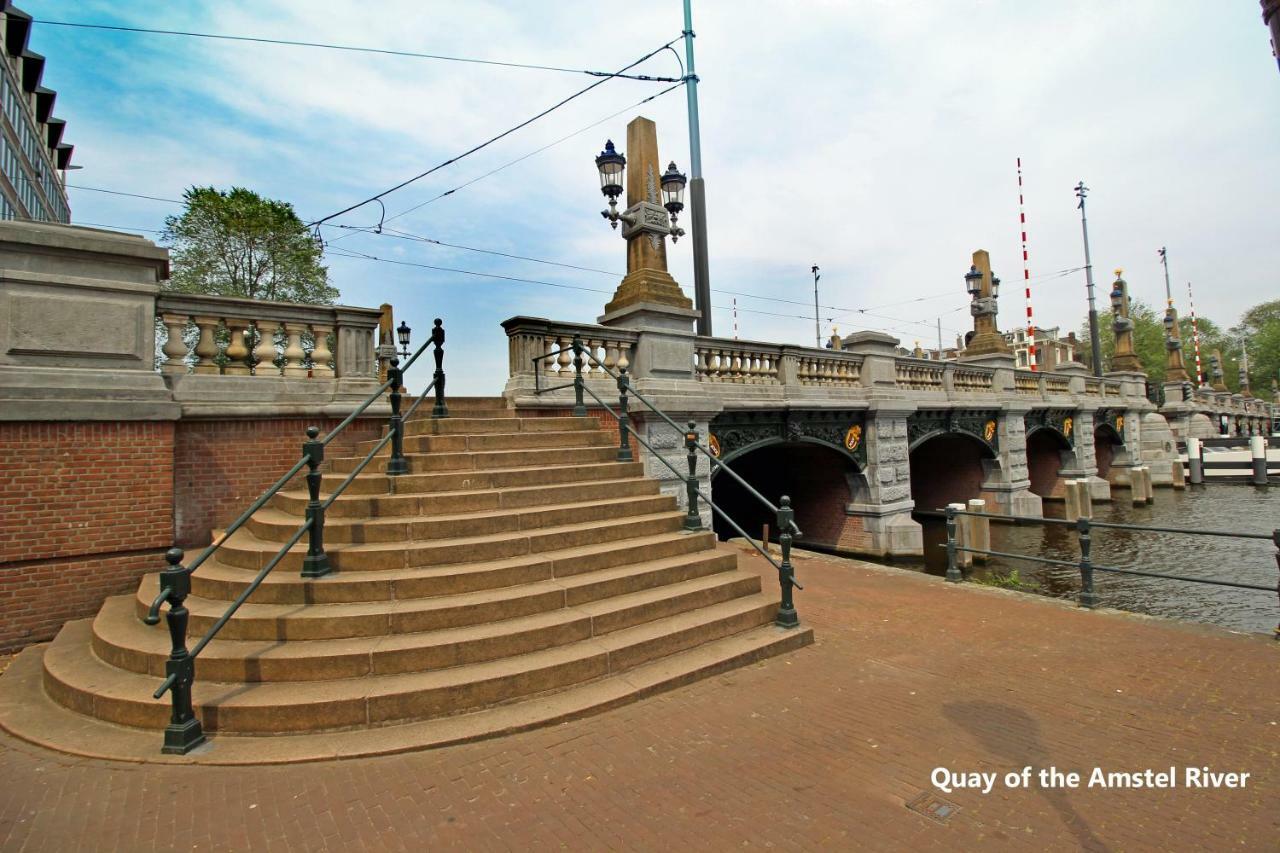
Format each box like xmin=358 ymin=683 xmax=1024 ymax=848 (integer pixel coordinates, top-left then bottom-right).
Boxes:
xmin=305 ymin=37 xmax=683 ymax=229
xmin=32 ymin=19 xmax=681 ymax=82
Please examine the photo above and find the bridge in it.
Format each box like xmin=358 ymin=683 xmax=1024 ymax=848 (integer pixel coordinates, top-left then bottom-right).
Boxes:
xmin=501 ymin=316 xmax=1205 ymax=558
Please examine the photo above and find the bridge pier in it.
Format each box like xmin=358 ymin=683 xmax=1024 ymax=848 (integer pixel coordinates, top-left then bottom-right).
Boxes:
xmin=980 ymin=406 xmax=1042 ymax=517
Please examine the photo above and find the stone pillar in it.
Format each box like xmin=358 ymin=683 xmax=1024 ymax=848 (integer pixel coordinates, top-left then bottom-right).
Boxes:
xmin=1140 ymin=411 xmax=1177 ymax=486
xmin=960 ymin=249 xmax=1011 ymax=358
xmin=633 ymin=410 xmax=716 ymax=530
xmin=1163 ymin=305 xmax=1190 ymax=382
xmin=849 ymin=405 xmax=922 ymax=557
xmin=1109 ymin=270 xmax=1143 ymax=372
xmin=978 ymin=404 xmax=1042 ymax=517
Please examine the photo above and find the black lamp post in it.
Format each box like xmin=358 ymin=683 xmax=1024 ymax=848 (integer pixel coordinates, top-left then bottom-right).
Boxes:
xmin=965 ymin=265 xmax=982 ymax=297
xmin=397 ymin=320 xmax=411 ymax=360
xmin=660 ymin=161 xmax=687 ymax=242
xmin=595 ymin=140 xmax=626 ymax=228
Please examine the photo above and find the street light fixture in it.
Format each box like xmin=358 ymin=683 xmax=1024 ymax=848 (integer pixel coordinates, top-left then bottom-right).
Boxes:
xmin=396 ymin=320 xmax=411 ymax=360
xmin=990 ymin=274 xmax=1001 ymax=299
xmin=595 ymin=140 xmax=626 ymax=228
xmin=594 ymin=139 xmax=686 ymax=241
xmin=965 ymin=265 xmax=982 ymax=296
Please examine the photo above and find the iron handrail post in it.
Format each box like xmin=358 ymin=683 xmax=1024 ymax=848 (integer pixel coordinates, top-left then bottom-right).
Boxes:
xmin=1077 ymin=516 xmax=1098 ymax=608
xmin=300 ymin=426 xmax=331 ymax=579
xmin=571 ymin=335 xmax=588 ymax=417
xmin=616 ymin=367 xmax=634 ymax=462
xmin=775 ymin=495 xmax=800 ymax=627
xmin=683 ymin=421 xmax=702 ymax=531
xmin=1273 ymin=528 xmax=1279 ymax=641
xmin=386 ymin=357 xmax=408 ymax=476
xmin=430 ymin=318 xmax=449 ymax=418
xmin=143 ymin=548 xmax=205 ymax=754
xmin=944 ymin=505 xmax=962 ymax=583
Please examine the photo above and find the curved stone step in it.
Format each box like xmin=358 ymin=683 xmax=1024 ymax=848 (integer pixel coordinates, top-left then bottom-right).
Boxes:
xmin=245 ymin=494 xmax=677 ymax=544
xmin=354 ymin=429 xmax=616 ymax=456
xmin=319 ymin=459 xmax=642 ymax=496
xmin=132 ymin=562 xmax=757 ymax=641
xmin=327 ymin=444 xmax=618 ymax=475
xmin=44 ymin=593 xmax=780 ymax=734
xmin=271 ymin=476 xmax=660 ymax=519
xmin=185 ymin=530 xmax=718 ymax=604
xmin=0 ymin=620 xmax=812 ymax=765
xmin=215 ymin=510 xmax=687 ymax=572
xmin=404 ymin=415 xmax=594 ymax=436
xmin=100 ymin=553 xmax=746 ymax=681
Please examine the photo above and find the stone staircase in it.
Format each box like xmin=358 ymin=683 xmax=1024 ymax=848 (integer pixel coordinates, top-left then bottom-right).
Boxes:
xmin=0 ymin=398 xmax=812 ymax=763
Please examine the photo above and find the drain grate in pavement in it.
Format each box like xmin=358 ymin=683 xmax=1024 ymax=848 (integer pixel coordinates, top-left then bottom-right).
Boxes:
xmin=905 ymin=791 xmax=960 ymax=824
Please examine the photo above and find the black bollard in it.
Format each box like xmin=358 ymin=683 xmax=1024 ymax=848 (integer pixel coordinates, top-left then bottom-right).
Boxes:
xmin=775 ymin=496 xmax=800 ymax=628
xmin=431 ymin=318 xmax=449 ymax=419
xmin=144 ymin=548 xmax=206 ymax=755
xmin=615 ymin=367 xmax=633 ymax=463
xmin=1077 ymin=517 xmax=1098 ymax=609
xmin=386 ymin=358 xmax=408 ymax=476
xmin=300 ymin=426 xmax=331 ymax=578
xmin=683 ymin=422 xmax=701 ymax=531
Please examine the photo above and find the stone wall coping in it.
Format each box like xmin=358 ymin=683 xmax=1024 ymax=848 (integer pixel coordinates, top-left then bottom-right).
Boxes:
xmin=158 ymin=293 xmax=379 ymax=326
xmin=0 ymin=221 xmax=169 ymax=277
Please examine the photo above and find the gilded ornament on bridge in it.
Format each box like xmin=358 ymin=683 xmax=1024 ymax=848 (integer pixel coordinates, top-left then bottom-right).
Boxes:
xmin=844 ymin=424 xmax=862 ymax=452
xmin=708 ymin=433 xmax=721 ymax=458
xmin=1116 ymin=415 xmax=1124 ymax=433
xmin=1063 ymin=417 xmax=1073 ymax=438
xmin=983 ymin=420 xmax=996 ymax=442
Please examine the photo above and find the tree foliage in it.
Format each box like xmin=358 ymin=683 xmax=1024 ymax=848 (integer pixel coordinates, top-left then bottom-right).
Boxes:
xmin=1079 ymin=297 xmax=1280 ymax=396
xmin=161 ymin=186 xmax=337 ymax=304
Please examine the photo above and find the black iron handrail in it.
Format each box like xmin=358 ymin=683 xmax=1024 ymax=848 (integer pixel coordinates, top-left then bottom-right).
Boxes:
xmin=533 ymin=336 xmax=803 ymax=629
xmin=142 ymin=318 xmax=449 ymax=755
xmin=939 ymin=505 xmax=1279 ymax=638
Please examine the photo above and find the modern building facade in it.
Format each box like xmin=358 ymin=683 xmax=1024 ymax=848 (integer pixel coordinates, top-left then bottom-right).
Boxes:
xmin=0 ymin=2 xmax=71 ymax=224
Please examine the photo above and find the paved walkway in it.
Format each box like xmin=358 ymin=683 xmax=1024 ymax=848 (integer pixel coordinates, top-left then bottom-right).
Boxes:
xmin=0 ymin=549 xmax=1275 ymax=851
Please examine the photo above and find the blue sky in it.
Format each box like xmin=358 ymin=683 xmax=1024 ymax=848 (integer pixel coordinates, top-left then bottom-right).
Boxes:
xmin=30 ymin=0 xmax=1280 ymax=392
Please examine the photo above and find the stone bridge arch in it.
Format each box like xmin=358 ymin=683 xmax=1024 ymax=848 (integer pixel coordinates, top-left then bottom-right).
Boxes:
xmin=707 ymin=410 xmax=871 ymax=551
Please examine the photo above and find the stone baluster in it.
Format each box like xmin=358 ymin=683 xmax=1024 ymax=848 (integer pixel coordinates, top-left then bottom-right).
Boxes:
xmin=192 ymin=316 xmax=221 ymax=375
xmin=223 ymin=319 xmax=252 ymax=375
xmin=605 ymin=341 xmax=619 ymax=373
xmin=253 ymin=321 xmax=279 ymax=376
xmin=556 ymin=336 xmax=572 ymax=378
xmin=311 ymin=324 xmax=334 ymax=374
xmin=160 ymin=313 xmax=191 ymax=375
xmin=282 ymin=323 xmax=308 ymax=377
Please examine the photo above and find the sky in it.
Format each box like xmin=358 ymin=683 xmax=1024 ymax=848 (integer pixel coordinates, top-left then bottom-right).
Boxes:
xmin=28 ymin=0 xmax=1280 ymax=393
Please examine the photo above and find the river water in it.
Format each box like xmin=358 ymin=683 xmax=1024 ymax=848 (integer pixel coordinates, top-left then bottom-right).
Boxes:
xmin=916 ymin=483 xmax=1279 ymax=636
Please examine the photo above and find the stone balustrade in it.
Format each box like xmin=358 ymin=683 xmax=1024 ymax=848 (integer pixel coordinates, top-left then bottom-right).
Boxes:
xmin=695 ymin=341 xmax=782 ymax=385
xmin=895 ymin=360 xmax=944 ymax=391
xmin=949 ymin=366 xmax=994 ymax=394
xmin=1014 ymin=371 xmax=1040 ymax=394
xmin=156 ymin=293 xmax=381 ymax=379
xmin=502 ymin=316 xmax=639 ymax=389
xmin=795 ymin=352 xmax=862 ymax=387
xmin=1045 ymin=375 xmax=1072 ymax=395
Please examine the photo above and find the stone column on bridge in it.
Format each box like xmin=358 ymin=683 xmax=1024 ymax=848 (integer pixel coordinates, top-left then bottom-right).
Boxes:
xmin=959 ymin=250 xmax=1011 ymax=358
xmin=980 ymin=402 xmax=1043 ymax=517
xmin=859 ymin=405 xmax=923 ymax=557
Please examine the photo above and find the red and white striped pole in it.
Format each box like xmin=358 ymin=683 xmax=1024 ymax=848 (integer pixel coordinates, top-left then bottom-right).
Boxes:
xmin=1187 ymin=280 xmax=1204 ymax=386
xmin=1017 ymin=157 xmax=1036 ymax=370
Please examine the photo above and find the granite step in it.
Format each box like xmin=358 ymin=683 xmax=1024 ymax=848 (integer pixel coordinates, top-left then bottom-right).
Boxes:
xmin=318 ymin=459 xmax=643 ymax=496
xmin=327 ymin=444 xmax=619 ymax=475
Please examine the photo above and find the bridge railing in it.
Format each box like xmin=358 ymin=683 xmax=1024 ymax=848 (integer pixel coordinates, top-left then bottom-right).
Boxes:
xmin=940 ymin=506 xmax=1279 ymax=639
xmin=532 ymin=336 xmax=806 ymax=630
xmin=156 ymin=293 xmax=381 ymax=379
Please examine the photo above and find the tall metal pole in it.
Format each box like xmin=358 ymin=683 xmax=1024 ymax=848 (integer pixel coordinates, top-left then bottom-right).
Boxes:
xmin=1075 ymin=181 xmax=1103 ymax=377
xmin=812 ymin=264 xmax=821 ymax=348
xmin=937 ymin=317 xmax=943 ymax=358
xmin=1158 ymin=246 xmax=1173 ymax=306
xmin=683 ymin=0 xmax=713 ymax=337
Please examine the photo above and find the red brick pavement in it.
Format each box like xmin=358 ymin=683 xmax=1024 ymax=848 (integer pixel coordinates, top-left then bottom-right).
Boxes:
xmin=0 ymin=549 xmax=1275 ymax=851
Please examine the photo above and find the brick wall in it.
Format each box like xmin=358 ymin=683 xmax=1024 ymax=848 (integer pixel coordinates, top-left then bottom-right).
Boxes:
xmin=1025 ymin=430 xmax=1068 ymax=499
xmin=0 ymin=421 xmax=175 ymax=653
xmin=173 ymin=417 xmax=384 ymax=546
xmin=908 ymin=434 xmax=988 ymax=513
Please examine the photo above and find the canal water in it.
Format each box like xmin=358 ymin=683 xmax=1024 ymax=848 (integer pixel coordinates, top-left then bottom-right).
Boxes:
xmin=915 ymin=483 xmax=1279 ymax=636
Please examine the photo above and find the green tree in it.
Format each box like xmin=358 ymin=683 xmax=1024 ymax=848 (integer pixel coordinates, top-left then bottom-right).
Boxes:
xmin=161 ymin=186 xmax=337 ymax=304
xmin=1232 ymin=299 xmax=1280 ymax=396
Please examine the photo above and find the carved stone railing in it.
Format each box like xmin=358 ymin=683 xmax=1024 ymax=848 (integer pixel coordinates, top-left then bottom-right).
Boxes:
xmin=1102 ymin=379 xmax=1123 ymax=398
xmin=1014 ymin=371 xmax=1040 ymax=394
xmin=794 ymin=351 xmax=862 ymax=387
xmin=895 ymin=360 xmax=944 ymax=391
xmin=1045 ymin=375 xmax=1071 ymax=395
xmin=156 ymin=293 xmax=380 ymax=379
xmin=949 ymin=366 xmax=994 ymax=394
xmin=502 ymin=316 xmax=638 ymax=385
xmin=1084 ymin=378 xmax=1102 ymax=396
xmin=695 ymin=341 xmax=782 ymax=384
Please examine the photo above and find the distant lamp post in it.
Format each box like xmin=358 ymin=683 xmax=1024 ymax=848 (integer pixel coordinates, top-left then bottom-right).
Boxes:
xmin=396 ymin=320 xmax=411 ymax=360
xmin=1108 ymin=268 xmax=1142 ymax=373
xmin=596 ymin=140 xmax=627 ymax=228
xmin=590 ymin=118 xmax=696 ymax=321
xmin=959 ymin=250 xmax=1011 ymax=358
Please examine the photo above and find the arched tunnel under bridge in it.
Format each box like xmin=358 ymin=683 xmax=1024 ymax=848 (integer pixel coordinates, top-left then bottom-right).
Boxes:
xmin=710 ymin=441 xmax=870 ymax=553
xmin=908 ymin=432 xmax=996 ymax=572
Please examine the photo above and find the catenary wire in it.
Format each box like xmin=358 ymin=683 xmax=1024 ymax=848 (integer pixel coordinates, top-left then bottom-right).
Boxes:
xmin=306 ymin=37 xmax=682 ymax=228
xmin=32 ymin=19 xmax=681 ymax=82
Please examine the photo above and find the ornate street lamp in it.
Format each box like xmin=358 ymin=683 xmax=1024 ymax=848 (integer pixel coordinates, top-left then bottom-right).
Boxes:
xmin=990 ymin=274 xmax=1001 ymax=299
xmin=397 ymin=320 xmax=411 ymax=359
xmin=965 ymin=265 xmax=982 ymax=296
xmin=660 ymin=162 xmax=687 ymax=241
xmin=595 ymin=140 xmax=626 ymax=227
